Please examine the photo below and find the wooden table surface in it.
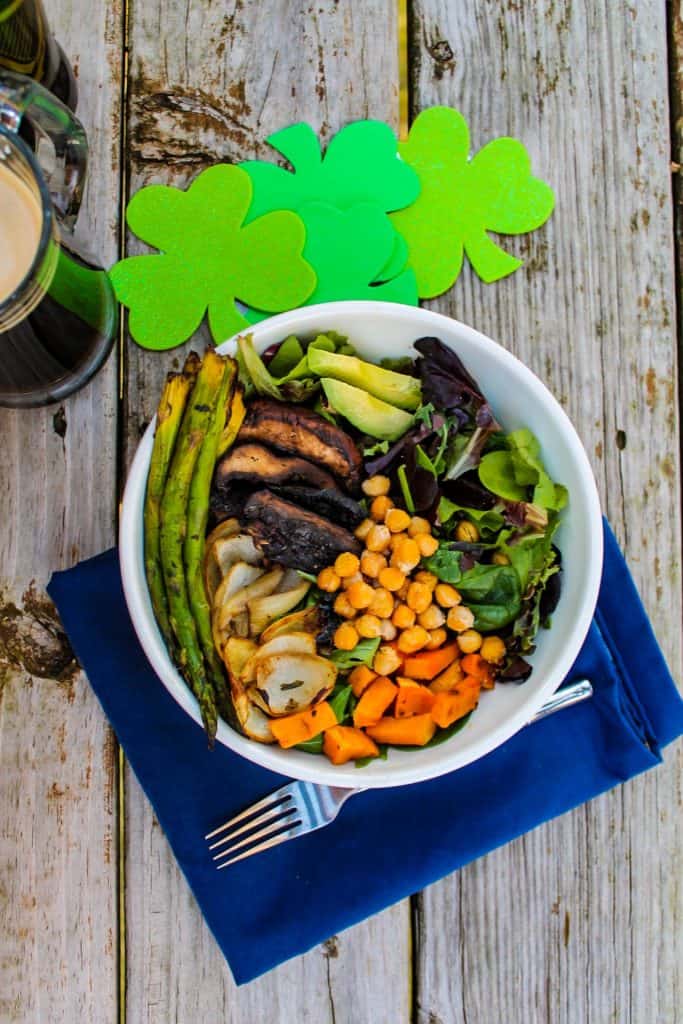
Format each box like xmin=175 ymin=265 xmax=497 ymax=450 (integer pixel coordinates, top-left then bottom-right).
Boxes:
xmin=1 ymin=2 xmax=682 ymax=1021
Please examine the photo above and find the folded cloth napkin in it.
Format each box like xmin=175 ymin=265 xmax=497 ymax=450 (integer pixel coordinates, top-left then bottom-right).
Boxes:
xmin=47 ymin=519 xmax=683 ymax=984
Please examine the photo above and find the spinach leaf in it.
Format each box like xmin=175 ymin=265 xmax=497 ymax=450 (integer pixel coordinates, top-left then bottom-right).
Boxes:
xmin=295 ymin=735 xmax=324 ymax=754
xmin=424 ymin=547 xmax=522 ymax=630
xmin=422 ymin=545 xmax=463 ymax=584
xmin=328 ymin=683 xmax=354 ymax=722
xmin=267 ymin=334 xmax=304 ymax=377
xmin=456 ymin=564 xmax=521 ymax=630
xmin=329 ymin=637 xmax=380 ymax=671
xmin=479 ymin=429 xmax=567 ymax=511
xmin=478 ymin=450 xmax=527 ymax=501
xmin=438 ymin=497 xmax=505 ymax=539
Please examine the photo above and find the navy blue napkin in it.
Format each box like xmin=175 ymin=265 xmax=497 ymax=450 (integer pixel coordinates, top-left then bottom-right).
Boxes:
xmin=47 ymin=519 xmax=683 ymax=984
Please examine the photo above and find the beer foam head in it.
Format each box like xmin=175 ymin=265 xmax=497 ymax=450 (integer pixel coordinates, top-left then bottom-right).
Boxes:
xmin=0 ymin=162 xmax=43 ymax=304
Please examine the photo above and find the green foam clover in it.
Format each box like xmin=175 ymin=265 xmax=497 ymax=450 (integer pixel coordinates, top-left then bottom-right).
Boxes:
xmin=390 ymin=107 xmax=555 ymax=296
xmin=244 ymin=201 xmax=418 ymax=325
xmin=109 ymin=164 xmax=316 ymax=350
xmin=241 ymin=120 xmax=420 ymax=220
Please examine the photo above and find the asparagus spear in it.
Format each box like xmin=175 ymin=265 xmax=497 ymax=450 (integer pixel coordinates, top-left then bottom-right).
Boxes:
xmin=185 ymin=357 xmax=238 ymax=725
xmin=144 ymin=354 xmax=199 ymax=647
xmin=160 ymin=350 xmax=226 ymax=745
xmin=216 ymin=383 xmax=245 ymax=458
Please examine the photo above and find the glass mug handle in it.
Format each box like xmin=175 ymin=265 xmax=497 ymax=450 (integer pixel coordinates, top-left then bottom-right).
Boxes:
xmin=0 ymin=69 xmax=87 ymax=229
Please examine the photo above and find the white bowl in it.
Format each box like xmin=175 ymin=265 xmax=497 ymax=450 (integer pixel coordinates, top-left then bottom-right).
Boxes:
xmin=120 ymin=301 xmax=602 ymax=788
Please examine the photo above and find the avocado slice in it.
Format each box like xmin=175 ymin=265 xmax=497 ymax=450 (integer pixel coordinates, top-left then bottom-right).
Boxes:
xmin=308 ymin=347 xmax=421 ymax=411
xmin=321 ymin=378 xmax=415 ymax=441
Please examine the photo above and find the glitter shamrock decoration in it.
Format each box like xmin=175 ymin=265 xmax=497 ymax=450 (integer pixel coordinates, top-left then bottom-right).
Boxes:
xmin=390 ymin=107 xmax=555 ymax=296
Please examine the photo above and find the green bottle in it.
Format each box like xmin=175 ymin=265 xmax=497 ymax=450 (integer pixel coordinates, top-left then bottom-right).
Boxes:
xmin=0 ymin=0 xmax=77 ymax=110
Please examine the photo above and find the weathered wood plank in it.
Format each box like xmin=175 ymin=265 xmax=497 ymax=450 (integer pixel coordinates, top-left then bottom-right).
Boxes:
xmin=409 ymin=2 xmax=682 ymax=1022
xmin=0 ymin=2 xmax=123 ymax=1021
xmin=122 ymin=2 xmax=411 ymax=1018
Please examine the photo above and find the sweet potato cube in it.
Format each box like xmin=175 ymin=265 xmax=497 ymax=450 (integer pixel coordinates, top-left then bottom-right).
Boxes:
xmin=270 ymin=701 xmax=338 ymax=749
xmin=323 ymin=725 xmax=379 ymax=765
xmin=429 ymin=658 xmax=465 ymax=694
xmin=402 ymin=642 xmax=458 ymax=680
xmin=366 ymin=713 xmax=437 ymax=746
xmin=348 ymin=664 xmax=378 ymax=697
xmin=353 ymin=676 xmax=398 ymax=728
xmin=430 ymin=677 xmax=481 ymax=729
xmin=395 ymin=685 xmax=435 ymax=718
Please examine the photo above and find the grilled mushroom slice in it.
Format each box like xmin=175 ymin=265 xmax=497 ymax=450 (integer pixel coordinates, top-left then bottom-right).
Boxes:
xmin=269 ymin=484 xmax=365 ymax=529
xmin=237 ymin=399 xmax=362 ymax=491
xmin=214 ymin=443 xmax=338 ymax=491
xmin=243 ymin=490 xmax=362 ymax=575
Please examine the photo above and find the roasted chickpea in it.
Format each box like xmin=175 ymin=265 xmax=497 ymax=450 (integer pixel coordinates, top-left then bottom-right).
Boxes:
xmin=354 ymin=517 xmax=374 ymax=541
xmin=457 ymin=629 xmax=483 ymax=654
xmin=334 ymin=622 xmax=359 ymax=650
xmin=335 ymin=551 xmax=360 ymax=577
xmin=407 ymin=516 xmax=432 ymax=537
xmin=317 ymin=567 xmax=341 ymax=592
xmin=417 ymin=604 xmax=446 ymax=630
xmin=346 ymin=580 xmax=375 ymax=610
xmin=370 ymin=495 xmax=394 ymax=522
xmin=406 ymin=581 xmax=433 ymax=614
xmin=392 ymin=603 xmax=416 ymax=630
xmin=434 ymin=583 xmax=461 ymax=608
xmin=378 ymin=566 xmax=406 ymax=592
xmin=390 ymin=537 xmax=421 ymax=574
xmin=373 ymin=644 xmax=402 ymax=676
xmin=362 ymin=475 xmax=391 ymax=497
xmin=415 ymin=533 xmax=439 ymax=557
xmin=366 ymin=524 xmax=392 ymax=553
xmin=480 ymin=636 xmax=506 ymax=663
xmin=385 ymin=507 xmax=412 ymax=533
xmin=447 ymin=605 xmax=476 ymax=632
xmin=360 ymin=550 xmax=387 ymax=579
xmin=368 ymin=587 xmax=394 ymax=619
xmin=333 ymin=592 xmax=357 ymax=619
xmin=455 ymin=520 xmax=480 ymax=543
xmin=397 ymin=625 xmax=430 ymax=654
xmin=425 ymin=627 xmax=448 ymax=650
xmin=356 ymin=614 xmax=383 ymax=639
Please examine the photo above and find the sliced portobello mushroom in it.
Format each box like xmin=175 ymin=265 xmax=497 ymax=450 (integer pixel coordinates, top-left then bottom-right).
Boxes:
xmin=244 ymin=490 xmax=362 ymax=575
xmin=249 ymin=652 xmax=337 ymax=716
xmin=214 ymin=443 xmax=338 ymax=491
xmin=237 ymin=399 xmax=362 ymax=492
xmin=269 ymin=484 xmax=365 ymax=529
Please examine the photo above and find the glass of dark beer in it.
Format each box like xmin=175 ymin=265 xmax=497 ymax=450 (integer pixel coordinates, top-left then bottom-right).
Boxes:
xmin=0 ymin=71 xmax=117 ymax=408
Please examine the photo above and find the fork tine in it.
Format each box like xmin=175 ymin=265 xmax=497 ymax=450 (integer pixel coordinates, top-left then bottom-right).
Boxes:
xmin=208 ymin=802 xmax=298 ymax=851
xmin=216 ymin=822 xmax=302 ymax=869
xmin=212 ymin=813 xmax=302 ymax=863
xmin=204 ymin=786 xmax=293 ymax=840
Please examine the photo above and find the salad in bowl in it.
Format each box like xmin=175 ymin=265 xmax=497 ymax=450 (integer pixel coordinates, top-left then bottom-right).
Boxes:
xmin=120 ymin=301 xmax=602 ymax=786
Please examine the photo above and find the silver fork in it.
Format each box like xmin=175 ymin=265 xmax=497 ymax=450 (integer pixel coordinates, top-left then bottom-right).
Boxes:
xmin=205 ymin=678 xmax=593 ymax=868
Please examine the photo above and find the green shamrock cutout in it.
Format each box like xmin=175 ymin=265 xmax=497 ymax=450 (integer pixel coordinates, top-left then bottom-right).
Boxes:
xmin=244 ymin=201 xmax=418 ymax=324
xmin=109 ymin=165 xmax=316 ymax=350
xmin=241 ymin=121 xmax=420 ymax=221
xmin=390 ymin=107 xmax=555 ymax=296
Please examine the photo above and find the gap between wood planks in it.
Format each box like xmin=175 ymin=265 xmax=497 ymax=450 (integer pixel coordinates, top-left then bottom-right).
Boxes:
xmin=669 ymin=1 xmax=683 ymax=535
xmin=115 ymin=0 xmax=131 ymax=1022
